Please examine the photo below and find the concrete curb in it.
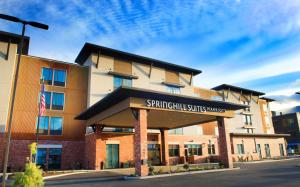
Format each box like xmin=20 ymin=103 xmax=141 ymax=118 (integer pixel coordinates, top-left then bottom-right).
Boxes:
xmin=235 ymin=157 xmax=300 ymax=164
xmin=124 ymin=167 xmax=240 ymax=180
xmin=43 ymin=170 xmax=98 ymax=180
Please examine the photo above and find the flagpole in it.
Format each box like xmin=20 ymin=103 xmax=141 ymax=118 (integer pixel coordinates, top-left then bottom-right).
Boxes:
xmin=35 ymin=78 xmax=44 ymax=163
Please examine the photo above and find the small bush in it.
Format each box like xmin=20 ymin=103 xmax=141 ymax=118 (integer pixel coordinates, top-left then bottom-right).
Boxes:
xmin=183 ymin=164 xmax=190 ymax=171
xmin=13 ymin=163 xmax=44 ymax=187
xmin=148 ymin=165 xmax=155 ymax=175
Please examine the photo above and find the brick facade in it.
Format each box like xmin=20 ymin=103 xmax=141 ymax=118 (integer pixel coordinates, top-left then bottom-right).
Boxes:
xmin=217 ymin=117 xmax=233 ymax=168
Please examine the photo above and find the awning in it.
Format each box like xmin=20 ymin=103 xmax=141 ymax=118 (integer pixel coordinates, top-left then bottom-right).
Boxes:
xmin=75 ymin=86 xmax=247 ymax=129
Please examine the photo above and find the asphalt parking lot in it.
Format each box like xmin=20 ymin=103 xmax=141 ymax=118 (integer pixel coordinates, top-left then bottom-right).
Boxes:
xmin=46 ymin=158 xmax=300 ymax=187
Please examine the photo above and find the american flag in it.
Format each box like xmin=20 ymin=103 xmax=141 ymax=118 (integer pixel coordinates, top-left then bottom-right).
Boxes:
xmin=39 ymin=84 xmax=46 ymax=116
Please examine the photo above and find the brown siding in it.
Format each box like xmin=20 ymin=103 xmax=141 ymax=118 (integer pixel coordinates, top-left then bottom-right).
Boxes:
xmin=194 ymin=87 xmax=223 ymax=100
xmin=201 ymin=122 xmax=218 ymax=135
xmin=10 ymin=55 xmax=88 ymax=141
xmin=114 ymin=59 xmax=132 ymax=75
xmin=165 ymin=70 xmax=179 ymax=84
xmin=259 ymin=99 xmax=268 ymax=133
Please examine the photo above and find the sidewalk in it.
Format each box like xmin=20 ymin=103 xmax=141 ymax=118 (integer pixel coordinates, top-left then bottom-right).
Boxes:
xmin=235 ymin=156 xmax=300 ymax=164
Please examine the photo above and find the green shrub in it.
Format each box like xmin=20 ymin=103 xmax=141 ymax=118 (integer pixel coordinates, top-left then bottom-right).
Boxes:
xmin=148 ymin=165 xmax=155 ymax=175
xmin=13 ymin=163 xmax=44 ymax=187
xmin=183 ymin=164 xmax=190 ymax=171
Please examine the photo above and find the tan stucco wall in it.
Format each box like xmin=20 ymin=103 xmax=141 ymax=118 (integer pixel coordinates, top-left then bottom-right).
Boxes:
xmin=86 ymin=54 xmax=196 ymax=106
xmin=224 ymin=91 xmax=264 ymax=134
xmin=231 ymin=136 xmax=286 ymax=161
xmin=0 ymin=41 xmax=18 ymax=132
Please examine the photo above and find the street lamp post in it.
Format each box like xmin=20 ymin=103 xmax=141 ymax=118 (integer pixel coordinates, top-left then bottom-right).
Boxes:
xmin=0 ymin=14 xmax=48 ymax=187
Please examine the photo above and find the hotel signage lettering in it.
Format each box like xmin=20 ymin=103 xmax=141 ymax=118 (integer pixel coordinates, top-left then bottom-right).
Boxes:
xmin=146 ymin=99 xmax=226 ymax=113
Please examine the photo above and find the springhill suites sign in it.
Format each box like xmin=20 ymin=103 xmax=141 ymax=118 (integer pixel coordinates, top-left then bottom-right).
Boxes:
xmin=146 ymin=99 xmax=226 ymax=113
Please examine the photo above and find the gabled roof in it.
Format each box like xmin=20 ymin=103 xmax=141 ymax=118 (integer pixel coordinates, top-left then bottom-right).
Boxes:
xmin=75 ymin=43 xmax=202 ymax=75
xmin=0 ymin=30 xmax=30 ymax=55
xmin=260 ymin=97 xmax=275 ymax=102
xmin=212 ymin=84 xmax=265 ymax=96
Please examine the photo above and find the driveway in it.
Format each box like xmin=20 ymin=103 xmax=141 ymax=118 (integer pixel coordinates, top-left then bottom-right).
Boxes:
xmin=46 ymin=158 xmax=300 ymax=187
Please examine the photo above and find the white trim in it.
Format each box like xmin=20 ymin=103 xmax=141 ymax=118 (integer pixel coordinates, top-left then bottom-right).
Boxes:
xmin=106 ymin=140 xmax=120 ymax=144
xmin=37 ymin=144 xmax=62 ymax=149
xmin=168 ymin=142 xmax=180 ymax=145
xmin=184 ymin=142 xmax=201 ymax=145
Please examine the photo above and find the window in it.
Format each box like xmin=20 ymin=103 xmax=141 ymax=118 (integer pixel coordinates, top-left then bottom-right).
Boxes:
xmin=54 ymin=70 xmax=66 ymax=87
xmin=36 ymin=148 xmax=47 ymax=166
xmin=237 ymin=144 xmax=245 ymax=154
xmin=247 ymin=128 xmax=254 ymax=133
xmin=36 ymin=116 xmax=63 ymax=136
xmin=208 ymin=144 xmax=216 ymax=155
xmin=243 ymin=114 xmax=252 ymax=125
xmin=242 ymin=101 xmax=250 ymax=112
xmin=185 ymin=144 xmax=202 ymax=156
xmin=168 ymin=128 xmax=183 ymax=135
xmin=50 ymin=117 xmax=63 ymax=135
xmin=42 ymin=68 xmax=53 ymax=85
xmin=265 ymin=144 xmax=271 ymax=157
xmin=279 ymin=143 xmax=284 ymax=157
xmin=113 ymin=76 xmax=132 ymax=89
xmin=41 ymin=68 xmax=66 ymax=87
xmin=37 ymin=116 xmax=49 ymax=135
xmin=48 ymin=148 xmax=62 ymax=169
xmin=44 ymin=91 xmax=51 ymax=109
xmin=211 ymin=96 xmax=223 ymax=101
xmin=37 ymin=148 xmax=62 ymax=170
xmin=166 ymin=85 xmax=180 ymax=94
xmin=52 ymin=93 xmax=64 ymax=110
xmin=169 ymin=144 xmax=180 ymax=157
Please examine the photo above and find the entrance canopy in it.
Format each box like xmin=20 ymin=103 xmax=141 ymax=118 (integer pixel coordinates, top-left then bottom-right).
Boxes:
xmin=75 ymin=86 xmax=247 ymax=129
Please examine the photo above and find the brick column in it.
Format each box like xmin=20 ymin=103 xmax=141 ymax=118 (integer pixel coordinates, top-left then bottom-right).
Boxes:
xmin=217 ymin=117 xmax=233 ymax=168
xmin=134 ymin=109 xmax=148 ymax=176
xmin=160 ymin=129 xmax=169 ymax=166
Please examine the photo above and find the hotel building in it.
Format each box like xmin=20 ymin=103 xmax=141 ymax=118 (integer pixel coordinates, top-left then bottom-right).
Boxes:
xmin=0 ymin=31 xmax=288 ymax=176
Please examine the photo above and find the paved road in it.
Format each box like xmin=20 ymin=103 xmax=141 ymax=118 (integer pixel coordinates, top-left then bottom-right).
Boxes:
xmin=46 ymin=159 xmax=300 ymax=187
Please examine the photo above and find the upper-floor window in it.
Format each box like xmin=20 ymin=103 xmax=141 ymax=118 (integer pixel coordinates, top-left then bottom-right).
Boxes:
xmin=52 ymin=93 xmax=65 ymax=110
xmin=168 ymin=128 xmax=183 ymax=135
xmin=113 ymin=76 xmax=132 ymax=89
xmin=243 ymin=114 xmax=252 ymax=125
xmin=41 ymin=67 xmax=66 ymax=87
xmin=37 ymin=116 xmax=63 ymax=135
xmin=242 ymin=101 xmax=250 ymax=112
xmin=211 ymin=96 xmax=223 ymax=101
xmin=166 ymin=85 xmax=180 ymax=94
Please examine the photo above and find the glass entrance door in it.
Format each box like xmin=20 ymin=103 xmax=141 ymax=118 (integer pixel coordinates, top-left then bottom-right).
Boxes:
xmin=148 ymin=144 xmax=161 ymax=165
xmin=106 ymin=144 xmax=119 ymax=169
xmin=279 ymin=144 xmax=284 ymax=156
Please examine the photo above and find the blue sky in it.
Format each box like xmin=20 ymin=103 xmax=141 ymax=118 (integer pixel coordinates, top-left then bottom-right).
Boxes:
xmin=1 ymin=0 xmax=300 ymax=111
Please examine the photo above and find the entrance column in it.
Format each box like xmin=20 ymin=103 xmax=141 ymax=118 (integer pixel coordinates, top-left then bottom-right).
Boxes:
xmin=217 ymin=117 xmax=233 ymax=168
xmin=160 ymin=129 xmax=169 ymax=165
xmin=133 ymin=109 xmax=148 ymax=176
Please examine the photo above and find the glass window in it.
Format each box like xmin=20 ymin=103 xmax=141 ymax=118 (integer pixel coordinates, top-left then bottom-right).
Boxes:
xmin=166 ymin=85 xmax=180 ymax=94
xmin=50 ymin=117 xmax=63 ymax=135
xmin=52 ymin=93 xmax=64 ymax=110
xmin=113 ymin=76 xmax=132 ymax=89
xmin=185 ymin=144 xmax=202 ymax=156
xmin=168 ymin=128 xmax=183 ymax=135
xmin=54 ymin=70 xmax=66 ymax=87
xmin=48 ymin=148 xmax=62 ymax=169
xmin=41 ymin=68 xmax=53 ymax=85
xmin=45 ymin=91 xmax=51 ymax=109
xmin=37 ymin=116 xmax=49 ymax=135
xmin=169 ymin=145 xmax=180 ymax=157
xmin=208 ymin=144 xmax=215 ymax=155
xmin=211 ymin=96 xmax=223 ymax=101
xmin=237 ymin=144 xmax=245 ymax=154
xmin=36 ymin=148 xmax=47 ymax=166
xmin=243 ymin=114 xmax=252 ymax=125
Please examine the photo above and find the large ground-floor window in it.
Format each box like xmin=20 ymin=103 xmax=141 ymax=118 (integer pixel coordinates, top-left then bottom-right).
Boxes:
xmin=169 ymin=144 xmax=180 ymax=157
xmin=36 ymin=147 xmax=62 ymax=170
xmin=185 ymin=144 xmax=202 ymax=156
xmin=148 ymin=144 xmax=161 ymax=165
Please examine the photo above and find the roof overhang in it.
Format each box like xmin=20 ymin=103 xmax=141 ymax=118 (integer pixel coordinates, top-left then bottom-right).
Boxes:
xmin=76 ymin=87 xmax=247 ymax=129
xmin=0 ymin=30 xmax=30 ymax=55
xmin=212 ymin=84 xmax=265 ymax=96
xmin=75 ymin=43 xmax=202 ymax=75
xmin=230 ymin=133 xmax=290 ymax=138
